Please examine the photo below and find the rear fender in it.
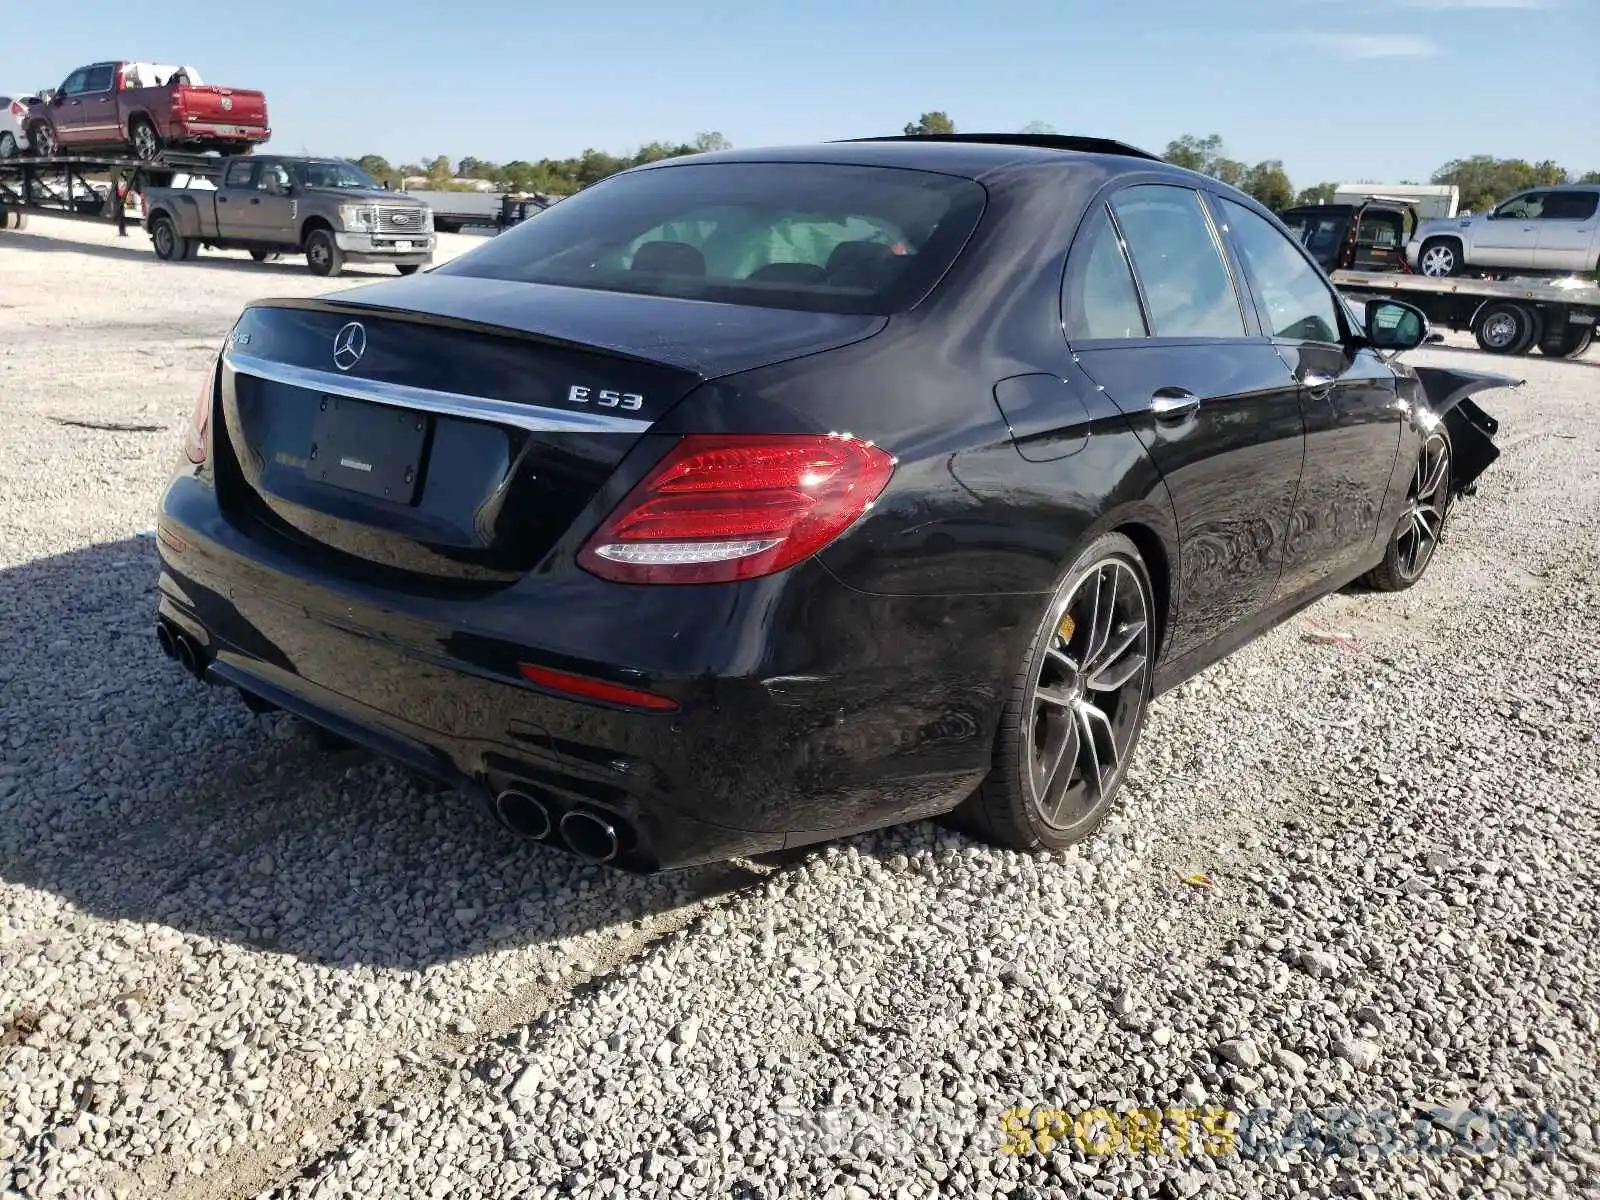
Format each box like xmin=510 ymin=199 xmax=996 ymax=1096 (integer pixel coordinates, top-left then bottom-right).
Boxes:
xmin=1412 ymin=365 xmax=1520 ymax=496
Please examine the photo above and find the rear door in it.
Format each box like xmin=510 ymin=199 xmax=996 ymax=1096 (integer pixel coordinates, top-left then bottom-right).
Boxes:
xmin=214 ymin=158 xmax=259 ymax=233
xmin=1064 ymin=183 xmax=1304 ymax=662
xmin=1215 ymin=197 xmax=1402 ymax=598
xmin=1474 ymin=192 xmax=1546 ymax=267
xmin=1533 ymin=189 xmax=1600 ymax=271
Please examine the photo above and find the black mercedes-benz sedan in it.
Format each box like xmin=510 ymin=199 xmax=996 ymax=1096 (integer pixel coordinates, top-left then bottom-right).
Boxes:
xmin=154 ymin=133 xmax=1513 ymax=871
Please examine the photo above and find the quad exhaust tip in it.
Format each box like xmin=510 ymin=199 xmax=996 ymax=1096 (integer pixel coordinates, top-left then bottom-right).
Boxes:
xmin=155 ymin=623 xmax=176 ymax=660
xmin=494 ymin=788 xmax=553 ymax=841
xmin=560 ymin=809 xmax=621 ymax=865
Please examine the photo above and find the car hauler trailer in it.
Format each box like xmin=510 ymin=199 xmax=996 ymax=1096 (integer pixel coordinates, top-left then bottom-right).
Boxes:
xmin=1334 ymin=269 xmax=1600 ymax=358
xmin=0 ymin=151 xmax=222 ymax=235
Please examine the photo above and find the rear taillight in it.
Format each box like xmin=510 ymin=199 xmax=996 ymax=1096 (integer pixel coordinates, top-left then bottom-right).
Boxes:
xmin=578 ymin=434 xmax=896 ymax=585
xmin=8 ymin=101 xmax=22 ymax=119
xmin=185 ymin=362 xmax=215 ymax=464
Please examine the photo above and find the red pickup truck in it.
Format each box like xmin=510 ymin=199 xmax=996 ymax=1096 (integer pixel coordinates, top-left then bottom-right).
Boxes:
xmin=26 ymin=61 xmax=269 ymax=161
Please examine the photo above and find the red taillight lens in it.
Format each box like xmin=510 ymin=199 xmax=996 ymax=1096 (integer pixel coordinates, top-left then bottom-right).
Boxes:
xmin=8 ymin=101 xmax=22 ymax=119
xmin=185 ymin=362 xmax=215 ymax=465
xmin=578 ymin=434 xmax=896 ymax=585
xmin=516 ymin=663 xmax=678 ymax=711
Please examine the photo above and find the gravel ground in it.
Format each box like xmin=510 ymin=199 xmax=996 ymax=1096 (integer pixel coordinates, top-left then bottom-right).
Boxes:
xmin=1 ymin=214 xmax=1597 ymax=1200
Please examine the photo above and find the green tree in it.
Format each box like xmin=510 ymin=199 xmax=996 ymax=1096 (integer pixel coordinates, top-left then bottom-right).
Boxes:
xmin=1577 ymin=169 xmax=1600 ymax=184
xmin=1020 ymin=120 xmax=1058 ymax=135
xmin=1295 ymin=181 xmax=1339 ymax=206
xmin=356 ymin=154 xmax=396 ymax=186
xmin=903 ymin=111 xmax=956 ymax=137
xmin=1242 ymin=160 xmax=1295 ymax=212
xmin=1163 ymin=134 xmax=1226 ymax=174
xmin=456 ymin=156 xmax=500 ymax=180
xmin=424 ymin=155 xmax=452 ymax=186
xmin=693 ymin=131 xmax=731 ymax=152
xmin=1431 ymin=155 xmax=1569 ymax=212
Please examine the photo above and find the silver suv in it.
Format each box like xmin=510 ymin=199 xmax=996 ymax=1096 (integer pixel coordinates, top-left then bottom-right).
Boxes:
xmin=1407 ymin=185 xmax=1600 ymax=278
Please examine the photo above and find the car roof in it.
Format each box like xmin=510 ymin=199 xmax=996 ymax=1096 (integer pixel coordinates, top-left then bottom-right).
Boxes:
xmin=636 ymin=133 xmax=1181 ymax=184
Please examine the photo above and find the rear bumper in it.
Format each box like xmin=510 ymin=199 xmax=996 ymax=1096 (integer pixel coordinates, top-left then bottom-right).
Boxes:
xmin=154 ymin=474 xmax=1026 ymax=871
xmin=178 ymin=122 xmax=270 ymax=142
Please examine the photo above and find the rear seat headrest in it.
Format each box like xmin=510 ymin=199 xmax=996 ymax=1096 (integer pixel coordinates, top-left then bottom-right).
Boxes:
xmin=630 ymin=241 xmax=705 ymax=275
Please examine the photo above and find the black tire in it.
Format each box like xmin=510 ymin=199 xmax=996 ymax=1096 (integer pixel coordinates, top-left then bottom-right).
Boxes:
xmin=1473 ymin=302 xmax=1537 ymax=355
xmin=304 ymin=228 xmax=343 ymax=277
xmin=27 ymin=121 xmax=56 ymax=158
xmin=0 ymin=132 xmax=17 ymax=159
xmin=150 ymin=215 xmax=188 ymax=262
xmin=129 ymin=117 xmax=162 ymax=162
xmin=956 ymin=531 xmax=1156 ymax=853
xmin=396 ymin=264 xmax=421 ymax=276
xmin=1418 ymin=238 xmax=1463 ymax=278
xmin=249 ymin=249 xmax=274 ymax=262
xmin=1539 ymin=326 xmax=1593 ymax=359
xmin=1364 ymin=428 xmax=1453 ymax=593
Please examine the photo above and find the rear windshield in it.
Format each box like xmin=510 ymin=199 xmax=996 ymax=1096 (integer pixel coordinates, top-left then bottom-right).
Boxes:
xmin=435 ymin=161 xmax=987 ymax=315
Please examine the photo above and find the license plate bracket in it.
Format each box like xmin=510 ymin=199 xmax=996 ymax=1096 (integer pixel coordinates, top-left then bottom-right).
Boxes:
xmin=307 ymin=396 xmax=428 ymax=503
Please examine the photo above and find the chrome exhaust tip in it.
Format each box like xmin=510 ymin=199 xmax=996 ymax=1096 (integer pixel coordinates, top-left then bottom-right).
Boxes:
xmin=156 ymin=623 xmax=177 ymax=660
xmin=174 ymin=634 xmax=198 ymax=678
xmin=559 ymin=809 xmax=620 ymax=864
xmin=494 ymin=788 xmax=553 ymax=841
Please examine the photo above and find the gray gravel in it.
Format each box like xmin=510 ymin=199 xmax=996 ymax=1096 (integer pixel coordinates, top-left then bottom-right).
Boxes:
xmin=3 ymin=215 xmax=1599 ymax=1199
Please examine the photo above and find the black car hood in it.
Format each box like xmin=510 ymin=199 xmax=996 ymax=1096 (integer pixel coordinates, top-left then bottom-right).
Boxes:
xmin=321 ymin=272 xmax=888 ymax=379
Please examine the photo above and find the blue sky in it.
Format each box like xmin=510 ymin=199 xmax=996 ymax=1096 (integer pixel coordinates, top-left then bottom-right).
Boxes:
xmin=6 ymin=0 xmax=1595 ymax=187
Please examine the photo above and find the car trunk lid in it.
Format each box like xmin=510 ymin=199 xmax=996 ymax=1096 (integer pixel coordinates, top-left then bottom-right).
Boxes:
xmin=213 ymin=288 xmax=885 ymax=589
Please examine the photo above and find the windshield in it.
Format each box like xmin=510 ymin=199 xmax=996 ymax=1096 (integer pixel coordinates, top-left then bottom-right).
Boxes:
xmin=295 ymin=162 xmax=380 ymax=190
xmin=435 ymin=161 xmax=988 ymax=316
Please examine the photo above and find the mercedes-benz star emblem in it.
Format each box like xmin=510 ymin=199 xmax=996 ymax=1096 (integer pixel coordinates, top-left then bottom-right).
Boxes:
xmin=332 ymin=322 xmax=366 ymax=372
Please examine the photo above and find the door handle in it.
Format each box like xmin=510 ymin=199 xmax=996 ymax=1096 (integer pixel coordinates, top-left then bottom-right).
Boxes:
xmin=1150 ymin=387 xmax=1200 ymax=420
xmin=218 ymin=196 xmax=228 ymax=203
xmin=1299 ymin=371 xmax=1336 ymax=389
xmin=249 ymin=198 xmax=260 ymax=205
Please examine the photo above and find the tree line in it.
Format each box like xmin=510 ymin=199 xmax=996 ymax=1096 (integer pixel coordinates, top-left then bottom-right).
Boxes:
xmin=354 ymin=113 xmax=1600 ymax=213
xmin=354 ymin=132 xmax=730 ymax=196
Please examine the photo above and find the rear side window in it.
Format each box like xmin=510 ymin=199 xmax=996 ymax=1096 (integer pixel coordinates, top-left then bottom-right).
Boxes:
xmin=1063 ymin=206 xmax=1147 ymax=340
xmin=83 ymin=66 xmax=115 ymax=92
xmin=1110 ymin=185 xmax=1245 ymax=338
xmin=436 ymin=162 xmax=988 ymax=315
xmin=1544 ymin=191 xmax=1599 ymax=221
xmin=1221 ymin=200 xmax=1343 ymax=344
xmin=224 ymin=160 xmax=255 ymax=187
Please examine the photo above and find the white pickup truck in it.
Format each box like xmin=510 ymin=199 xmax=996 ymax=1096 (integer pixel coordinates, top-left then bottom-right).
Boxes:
xmin=1407 ymin=184 xmax=1600 ymax=278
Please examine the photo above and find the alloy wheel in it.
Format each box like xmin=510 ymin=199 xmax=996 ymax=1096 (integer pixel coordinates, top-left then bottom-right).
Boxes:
xmin=1420 ymin=245 xmax=1455 ymax=277
xmin=31 ymin=124 xmax=54 ymax=157
xmin=133 ymin=123 xmax=159 ymax=161
xmin=1394 ymin=433 xmax=1450 ymax=581
xmin=308 ymin=240 xmax=329 ymax=268
xmin=1023 ymin=557 xmax=1151 ymax=832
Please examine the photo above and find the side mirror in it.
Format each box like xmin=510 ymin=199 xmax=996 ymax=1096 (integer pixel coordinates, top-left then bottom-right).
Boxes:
xmin=1365 ymin=299 xmax=1429 ymax=352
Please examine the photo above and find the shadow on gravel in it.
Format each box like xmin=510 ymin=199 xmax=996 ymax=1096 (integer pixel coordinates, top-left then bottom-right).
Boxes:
xmin=0 ymin=537 xmax=769 ymax=972
xmin=0 ymin=229 xmax=401 ymax=278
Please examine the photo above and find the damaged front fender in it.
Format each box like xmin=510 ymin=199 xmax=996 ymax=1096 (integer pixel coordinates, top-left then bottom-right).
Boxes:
xmin=1411 ymin=365 xmax=1522 ymax=497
